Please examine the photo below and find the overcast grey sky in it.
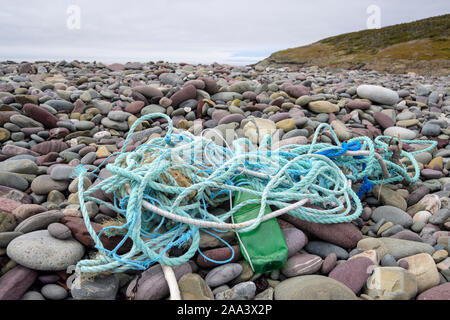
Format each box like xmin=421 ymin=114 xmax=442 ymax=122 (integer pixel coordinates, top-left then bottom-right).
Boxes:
xmin=0 ymin=0 xmax=448 ymax=65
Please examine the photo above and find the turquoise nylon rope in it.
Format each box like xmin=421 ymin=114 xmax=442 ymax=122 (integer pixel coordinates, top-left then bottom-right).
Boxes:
xmin=74 ymin=113 xmax=437 ymax=273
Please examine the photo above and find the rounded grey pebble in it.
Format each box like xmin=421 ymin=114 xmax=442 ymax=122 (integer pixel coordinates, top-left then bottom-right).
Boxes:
xmin=41 ymin=284 xmax=68 ymax=300
xmin=21 ymin=291 xmax=46 ymax=300
xmin=398 ymin=260 xmax=409 ymax=269
xmin=47 ymin=222 xmax=72 ymax=240
xmin=205 ymin=263 xmax=243 ymax=288
xmin=380 ymin=254 xmax=398 ymax=267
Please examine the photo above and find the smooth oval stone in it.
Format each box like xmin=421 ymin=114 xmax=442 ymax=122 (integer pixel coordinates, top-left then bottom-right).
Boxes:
xmin=429 ymin=208 xmax=450 ymax=225
xmin=281 ymin=253 xmax=323 ymax=277
xmin=211 ymin=92 xmax=243 ymax=102
xmin=358 ymin=237 xmax=434 ymax=260
xmin=141 ymin=104 xmax=166 ymax=115
xmin=373 ymin=112 xmax=395 ymax=129
xmin=10 ymin=114 xmax=42 ymax=128
xmin=125 ymin=101 xmax=145 ymax=114
xmin=7 ymin=230 xmax=85 ymax=271
xmin=205 ymin=263 xmax=243 ymax=288
xmin=211 ymin=109 xmax=231 ymax=122
xmin=308 ymin=101 xmax=339 ymax=113
xmin=305 ymin=241 xmax=349 ymax=259
xmin=14 ymin=210 xmax=64 ymax=233
xmin=372 ymin=206 xmax=413 ymax=228
xmin=159 ymin=73 xmax=183 ymax=86
xmin=390 ymin=230 xmax=423 ymax=242
xmin=0 ymin=172 xmax=29 ymax=191
xmin=285 ymin=85 xmax=309 ymax=98
xmin=372 ymin=186 xmax=407 ymax=211
xmin=49 ymin=164 xmax=75 ymax=181
xmin=357 ymin=85 xmax=399 ymax=105
xmin=380 ymin=253 xmax=398 ymax=267
xmin=329 ymin=257 xmax=374 ymax=294
xmin=280 ymin=216 xmax=362 ymax=249
xmin=421 ymin=123 xmax=441 ymax=137
xmin=170 ymin=85 xmax=197 ymax=108
xmin=47 ymin=222 xmax=72 ymax=240
xmin=38 ymin=274 xmax=60 ymax=284
xmin=100 ymin=117 xmax=128 ymax=131
xmin=282 ymin=227 xmax=308 ymax=257
xmin=218 ymin=114 xmax=245 ymax=125
xmin=321 ymin=253 xmax=337 ymax=274
xmin=383 ymin=127 xmax=417 ymax=140
xmin=107 ymin=110 xmax=131 ymax=122
xmin=421 ymin=169 xmax=444 ymax=179
xmin=407 ymin=186 xmax=430 ymax=207
xmin=31 ymin=175 xmax=69 ymax=195
xmin=41 ymin=284 xmax=68 ymax=300
xmin=346 ymin=100 xmax=371 ymax=110
xmin=0 ymin=159 xmax=38 ymax=174
xmin=274 ymin=275 xmax=357 ymax=300
xmin=75 ymin=120 xmax=95 ymax=131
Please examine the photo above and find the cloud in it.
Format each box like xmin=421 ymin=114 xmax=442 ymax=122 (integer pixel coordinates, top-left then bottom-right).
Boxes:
xmin=0 ymin=0 xmax=448 ymax=64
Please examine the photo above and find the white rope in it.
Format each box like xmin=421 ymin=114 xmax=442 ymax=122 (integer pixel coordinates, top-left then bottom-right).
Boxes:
xmin=161 ymin=253 xmax=181 ymax=300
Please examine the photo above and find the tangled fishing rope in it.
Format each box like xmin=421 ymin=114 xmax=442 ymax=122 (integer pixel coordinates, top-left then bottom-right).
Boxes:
xmin=74 ymin=113 xmax=436 ymax=275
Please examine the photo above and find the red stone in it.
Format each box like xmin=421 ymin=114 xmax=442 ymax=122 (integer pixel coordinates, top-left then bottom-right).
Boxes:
xmin=285 ymin=85 xmax=310 ymax=98
xmin=329 ymin=257 xmax=374 ymax=293
xmin=1 ymin=145 xmax=40 ymax=157
xmin=125 ymin=101 xmax=145 ymax=114
xmin=373 ymin=112 xmax=395 ymax=129
xmin=49 ymin=127 xmax=70 ymax=139
xmin=23 ymin=103 xmax=58 ymax=128
xmin=196 ymin=245 xmax=242 ymax=268
xmin=31 ymin=140 xmax=68 ymax=155
xmin=60 ymin=216 xmax=133 ymax=254
xmin=0 ymin=265 xmax=38 ymax=300
xmin=199 ymin=77 xmax=218 ymax=94
xmin=347 ymin=100 xmax=371 ymax=110
xmin=170 ymin=84 xmax=197 ymax=107
xmin=107 ymin=63 xmax=125 ymax=71
xmin=281 ymin=212 xmax=362 ymax=249
xmin=417 ymin=283 xmax=450 ymax=300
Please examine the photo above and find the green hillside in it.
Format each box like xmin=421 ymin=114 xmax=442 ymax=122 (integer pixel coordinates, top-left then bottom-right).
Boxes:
xmin=256 ymin=14 xmax=450 ymax=75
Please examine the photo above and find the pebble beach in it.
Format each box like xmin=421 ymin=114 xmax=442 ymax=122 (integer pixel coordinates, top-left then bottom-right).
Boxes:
xmin=0 ymin=60 xmax=449 ymax=300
